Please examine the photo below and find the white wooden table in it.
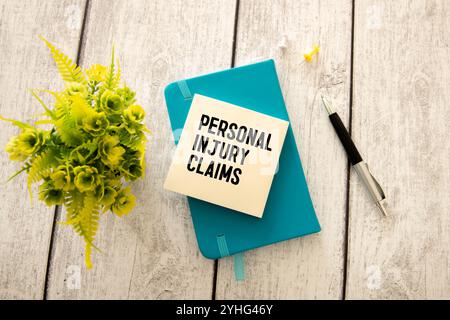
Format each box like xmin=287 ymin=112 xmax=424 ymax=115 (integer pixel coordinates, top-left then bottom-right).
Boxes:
xmin=0 ymin=0 xmax=448 ymax=300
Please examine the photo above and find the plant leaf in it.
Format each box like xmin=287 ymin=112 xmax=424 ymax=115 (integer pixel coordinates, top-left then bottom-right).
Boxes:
xmin=0 ymin=115 xmax=32 ymax=129
xmin=7 ymin=165 xmax=30 ymax=182
xmin=29 ymin=89 xmax=56 ymax=120
xmin=52 ymin=92 xmax=85 ymax=146
xmin=65 ymin=191 xmax=101 ymax=268
xmin=27 ymin=148 xmax=59 ymax=200
xmin=40 ymin=36 xmax=86 ymax=84
xmin=103 ymin=46 xmax=120 ymax=90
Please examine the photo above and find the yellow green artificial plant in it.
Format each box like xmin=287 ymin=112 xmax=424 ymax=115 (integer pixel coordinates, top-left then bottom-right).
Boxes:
xmin=2 ymin=38 xmax=149 ymax=268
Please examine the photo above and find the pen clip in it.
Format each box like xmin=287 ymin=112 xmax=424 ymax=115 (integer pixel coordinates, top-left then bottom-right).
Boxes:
xmin=354 ymin=161 xmax=388 ymax=214
xmin=365 ymin=163 xmax=386 ymax=201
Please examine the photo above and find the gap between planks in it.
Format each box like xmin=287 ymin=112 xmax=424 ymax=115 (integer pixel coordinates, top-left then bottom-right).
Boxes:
xmin=211 ymin=0 xmax=241 ymax=300
xmin=42 ymin=0 xmax=92 ymax=300
xmin=342 ymin=0 xmax=356 ymax=301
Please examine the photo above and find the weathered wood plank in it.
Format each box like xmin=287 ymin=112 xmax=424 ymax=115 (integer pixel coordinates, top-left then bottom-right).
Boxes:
xmin=347 ymin=0 xmax=450 ymax=299
xmin=0 ymin=0 xmax=86 ymax=299
xmin=46 ymin=0 xmax=237 ymax=299
xmin=216 ymin=0 xmax=353 ymax=299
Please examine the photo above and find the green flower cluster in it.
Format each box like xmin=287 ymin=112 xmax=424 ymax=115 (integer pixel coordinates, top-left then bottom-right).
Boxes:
xmin=1 ymin=38 xmax=149 ymax=268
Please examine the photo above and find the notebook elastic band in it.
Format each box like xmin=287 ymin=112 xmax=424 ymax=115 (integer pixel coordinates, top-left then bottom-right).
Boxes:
xmin=216 ymin=234 xmax=230 ymax=257
xmin=233 ymin=252 xmax=245 ymax=281
xmin=216 ymin=234 xmax=245 ymax=281
xmin=177 ymin=80 xmax=192 ymax=100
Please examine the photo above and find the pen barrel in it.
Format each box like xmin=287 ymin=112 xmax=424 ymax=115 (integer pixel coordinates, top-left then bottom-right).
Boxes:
xmin=353 ymin=162 xmax=384 ymax=200
xmin=329 ymin=113 xmax=362 ymax=165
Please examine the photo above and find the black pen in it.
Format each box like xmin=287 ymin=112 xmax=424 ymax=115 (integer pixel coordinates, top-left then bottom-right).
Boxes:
xmin=321 ymin=95 xmax=388 ymax=216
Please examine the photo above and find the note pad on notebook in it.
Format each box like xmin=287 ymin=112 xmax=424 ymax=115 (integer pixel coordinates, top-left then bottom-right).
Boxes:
xmin=164 ymin=59 xmax=320 ymax=259
xmin=164 ymin=94 xmax=289 ymax=218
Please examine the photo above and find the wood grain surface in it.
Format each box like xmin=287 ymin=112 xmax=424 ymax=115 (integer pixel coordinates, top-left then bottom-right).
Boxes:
xmin=0 ymin=0 xmax=86 ymax=299
xmin=346 ymin=0 xmax=450 ymax=299
xmin=215 ymin=0 xmax=353 ymax=299
xmin=45 ymin=0 xmax=237 ymax=299
xmin=0 ymin=0 xmax=448 ymax=300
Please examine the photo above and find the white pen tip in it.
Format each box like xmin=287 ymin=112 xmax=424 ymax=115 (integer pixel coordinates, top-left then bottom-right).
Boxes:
xmin=321 ymin=95 xmax=334 ymax=115
xmin=377 ymin=201 xmax=389 ymax=217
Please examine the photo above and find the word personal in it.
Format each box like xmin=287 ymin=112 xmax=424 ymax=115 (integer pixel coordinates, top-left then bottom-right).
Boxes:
xmin=198 ymin=114 xmax=273 ymax=151
xmin=186 ymin=114 xmax=275 ymax=185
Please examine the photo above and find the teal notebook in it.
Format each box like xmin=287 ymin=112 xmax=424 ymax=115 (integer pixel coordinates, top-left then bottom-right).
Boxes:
xmin=164 ymin=59 xmax=320 ymax=259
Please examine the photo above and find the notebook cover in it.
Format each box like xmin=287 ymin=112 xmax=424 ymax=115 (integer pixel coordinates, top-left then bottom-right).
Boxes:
xmin=164 ymin=59 xmax=320 ymax=259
